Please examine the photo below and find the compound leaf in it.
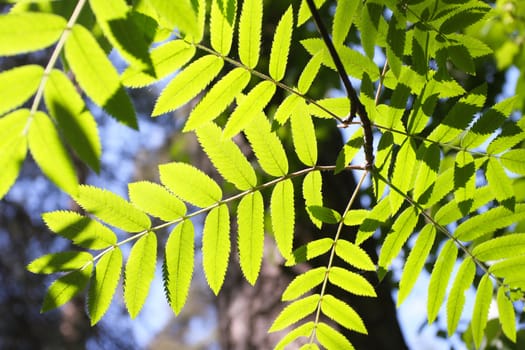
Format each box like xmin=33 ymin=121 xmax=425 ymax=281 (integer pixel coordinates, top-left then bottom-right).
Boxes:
xmin=335 ymin=240 xmax=375 ymax=271
xmin=471 ymin=274 xmax=493 ymax=349
xmin=282 ymin=267 xmax=326 ymax=301
xmin=0 ymin=65 xmax=42 ymax=116
xmin=316 ymin=322 xmax=355 ymax=350
xmin=42 ymin=263 xmax=93 ymax=312
xmin=269 ymin=6 xmax=293 ymax=81
xmin=237 ymin=191 xmax=264 ymax=285
xmin=271 ymin=179 xmax=295 ymax=259
xmin=128 ymin=181 xmax=186 ymax=222
xmin=497 ymin=286 xmax=516 ymax=342
xmin=269 ymin=294 xmax=319 ymax=332
xmin=303 ymin=171 xmax=323 ymax=228
xmin=328 ymin=266 xmax=376 ymax=297
xmin=28 ymin=251 xmax=93 ymax=275
xmin=321 ymin=294 xmax=366 ymax=334
xmin=0 ymin=109 xmax=28 ymax=199
xmin=290 ymin=100 xmax=317 ymax=166
xmin=447 ymin=258 xmax=475 ymax=336
xmin=238 ymin=0 xmax=262 ymax=68
xmin=428 ymin=240 xmax=458 ymax=324
xmin=210 ymin=0 xmax=237 ymax=55
xmin=379 ymin=207 xmax=419 ymax=270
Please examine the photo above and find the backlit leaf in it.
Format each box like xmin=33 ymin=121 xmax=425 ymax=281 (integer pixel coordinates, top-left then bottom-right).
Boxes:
xmin=153 ymin=55 xmax=224 ymax=116
xmin=42 ymin=211 xmax=116 ymax=250
xmin=446 ymin=258 xmax=475 ymax=336
xmin=88 ymin=247 xmax=122 ymax=325
xmin=269 ymin=294 xmax=319 ymax=332
xmin=303 ymin=170 xmax=323 ymax=228
xmin=428 ymin=240 xmax=458 ymax=324
xmin=75 ymin=185 xmax=151 ymax=232
xmin=185 ymin=68 xmax=251 ymax=131
xmin=237 ymin=191 xmax=264 ymax=285
xmin=379 ymin=207 xmax=419 ymax=270
xmin=274 ymin=322 xmax=314 ymax=350
xmin=286 ymin=238 xmax=334 ymax=266
xmin=202 ymin=204 xmax=230 ymax=295
xmin=0 ymin=12 xmax=66 ymax=55
xmin=497 ymin=286 xmax=516 ymax=342
xmin=269 ymin=6 xmax=293 ymax=81
xmin=42 ymin=264 xmax=93 ymax=312
xmin=343 ymin=209 xmax=369 ymax=226
xmin=0 ymin=109 xmax=28 ymax=199
xmin=128 ymin=181 xmax=186 ymax=222
xmin=386 ymin=13 xmax=405 ymax=77
xmin=0 ymin=65 xmax=42 ymax=116
xmin=321 ymin=294 xmax=366 ymax=333
xmin=274 ymin=94 xmax=301 ymax=124
xmin=124 ymin=232 xmax=157 ymax=318
xmin=282 ymin=267 xmax=326 ymax=301
xmin=413 ymin=142 xmax=440 ymax=204
xmin=28 ymin=112 xmax=78 ymax=195
xmin=472 ymin=234 xmax=525 ymax=262
xmin=335 ymin=240 xmax=375 ymax=271
xmin=500 ymin=150 xmax=525 ymax=176
xmin=316 ymin=322 xmax=355 ymax=350
xmin=271 ymin=179 xmax=295 ymax=259
xmin=356 ymin=196 xmax=391 ymax=245
xmin=164 ymin=220 xmax=194 ymax=314
xmin=290 ymin=100 xmax=317 ymax=166
xmin=159 ymin=162 xmax=222 ymax=208
xmin=65 ymin=25 xmax=137 ymax=128
xmin=328 ymin=266 xmax=376 ymax=297
xmin=390 ymin=138 xmax=417 ymax=213
xmin=238 ymin=0 xmax=262 ymax=68
xmin=486 ymin=158 xmax=514 ymax=205
xmin=332 ymin=0 xmax=359 ymax=45
xmin=148 ymin=0 xmax=199 ymax=39
xmin=28 ymin=251 xmax=93 ymax=275
xmin=307 ymin=206 xmax=341 ymax=224
xmin=471 ymin=274 xmax=493 ymax=349
xmin=453 ymin=150 xmax=475 ymax=206
xmin=210 ymin=0 xmax=237 ymax=55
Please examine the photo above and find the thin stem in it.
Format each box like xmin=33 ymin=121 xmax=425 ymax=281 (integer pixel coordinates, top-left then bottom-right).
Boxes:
xmin=25 ymin=0 xmax=87 ymax=133
xmin=308 ymin=169 xmax=369 ymax=345
xmin=375 ymin=60 xmax=389 ymax=105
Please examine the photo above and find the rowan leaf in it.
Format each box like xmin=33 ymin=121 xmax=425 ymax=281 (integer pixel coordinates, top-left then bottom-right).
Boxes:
xmin=148 ymin=0 xmax=199 ymax=39
xmin=164 ymin=220 xmax=194 ymax=315
xmin=28 ymin=112 xmax=78 ymax=195
xmin=153 ymin=55 xmax=224 ymax=116
xmin=202 ymin=204 xmax=230 ymax=295
xmin=379 ymin=207 xmax=419 ymax=270
xmin=0 ymin=65 xmax=43 ymax=116
xmin=497 ymin=286 xmax=516 ymax=342
xmin=335 ymin=240 xmax=375 ymax=271
xmin=282 ymin=267 xmax=326 ymax=301
xmin=159 ymin=162 xmax=222 ymax=208
xmin=269 ymin=6 xmax=293 ymax=81
xmin=238 ymin=0 xmax=262 ymax=68
xmin=210 ymin=0 xmax=237 ymax=55
xmin=297 ymin=52 xmax=323 ymax=94
xmin=75 ymin=185 xmax=151 ymax=232
xmin=446 ymin=258 xmax=475 ymax=336
xmin=124 ymin=232 xmax=157 ymax=318
xmin=0 ymin=109 xmax=28 ymax=199
xmin=472 ymin=234 xmax=525 ymax=262
xmin=271 ymin=179 xmax=295 ymax=259
xmin=328 ymin=266 xmax=376 ymax=297
xmin=269 ymin=294 xmax=319 ymax=332
xmin=500 ymin=150 xmax=525 ymax=176
xmin=28 ymin=251 xmax=93 ymax=275
xmin=486 ymin=157 xmax=514 ymax=205
xmin=390 ymin=138 xmax=417 ymax=213
xmin=128 ymin=181 xmax=186 ymax=222
xmin=428 ymin=240 xmax=458 ymax=324
xmin=286 ymin=238 xmax=334 ymax=266
xmin=274 ymin=322 xmax=315 ymax=350
xmin=42 ymin=264 xmax=93 ymax=312
xmin=88 ymin=247 xmax=122 ymax=325
xmin=321 ymin=294 xmax=367 ymax=334
xmin=237 ymin=191 xmax=264 ymax=285
xmin=316 ymin=322 xmax=355 ymax=350
xmin=471 ymin=274 xmax=493 ymax=349
xmin=290 ymin=100 xmax=317 ymax=166
xmin=42 ymin=211 xmax=116 ymax=250
xmin=303 ymin=171 xmax=323 ymax=228
xmin=332 ymin=0 xmax=359 ymax=45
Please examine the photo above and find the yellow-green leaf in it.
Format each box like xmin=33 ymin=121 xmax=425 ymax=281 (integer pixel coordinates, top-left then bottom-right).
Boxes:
xmin=153 ymin=55 xmax=224 ymax=116
xmin=238 ymin=0 xmax=262 ymax=68
xmin=290 ymin=100 xmax=317 ymax=166
xmin=497 ymin=286 xmax=516 ymax=342
xmin=28 ymin=112 xmax=78 ymax=195
xmin=0 ymin=12 xmax=66 ymax=55
xmin=501 ymin=149 xmax=525 ymax=176
xmin=328 ymin=266 xmax=376 ymax=297
xmin=42 ymin=264 xmax=93 ymax=312
xmin=159 ymin=162 xmax=222 ymax=208
xmin=316 ymin=322 xmax=355 ymax=350
xmin=237 ymin=191 xmax=264 ymax=285
xmin=269 ymin=6 xmax=293 ymax=81
xmin=28 ymin=251 xmax=93 ymax=275
xmin=124 ymin=232 xmax=157 ymax=318
xmin=297 ymin=52 xmax=323 ymax=94
xmin=0 ymin=109 xmax=28 ymax=199
xmin=269 ymin=294 xmax=319 ymax=332
xmin=274 ymin=322 xmax=314 ymax=350
xmin=128 ymin=181 xmax=186 ymax=222
xmin=210 ymin=0 xmax=237 ymax=55
xmin=471 ymin=274 xmax=493 ymax=349
xmin=303 ymin=170 xmax=323 ymax=228
xmin=321 ymin=294 xmax=367 ymax=334
xmin=282 ymin=267 xmax=326 ymax=301
xmin=335 ymin=240 xmax=375 ymax=271
xmin=202 ymin=204 xmax=230 ymax=295
xmin=286 ymin=238 xmax=334 ymax=266
xmin=271 ymin=179 xmax=295 ymax=259
xmin=446 ymin=258 xmax=475 ymax=336
xmin=0 ymin=65 xmax=43 ymax=116
xmin=88 ymin=247 xmax=122 ymax=325
xmin=428 ymin=240 xmax=458 ymax=324
xmin=148 ymin=0 xmax=199 ymax=39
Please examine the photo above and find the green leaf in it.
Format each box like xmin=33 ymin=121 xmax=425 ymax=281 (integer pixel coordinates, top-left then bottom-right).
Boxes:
xmin=328 ymin=266 xmax=376 ymax=297
xmin=196 ymin=123 xmax=257 ymax=191
xmin=472 ymin=234 xmax=525 ymax=262
xmin=282 ymin=267 xmax=326 ymax=301
xmin=44 ymin=69 xmax=101 ymax=172
xmin=153 ymin=54 xmax=224 ymax=116
xmin=335 ymin=240 xmax=375 ymax=271
xmin=164 ymin=220 xmax=194 ymax=315
xmin=297 ymin=52 xmax=323 ymax=94
xmin=397 ymin=224 xmax=436 ymax=306
xmin=428 ymin=240 xmax=458 ymax=324
xmin=124 ymin=232 xmax=157 ymax=318
xmin=223 ymin=81 xmax=276 ymax=138
xmin=286 ymin=238 xmax=334 ymax=266
xmin=302 ymin=170 xmax=323 ymax=228
xmin=269 ymin=6 xmax=293 ymax=81
xmin=332 ymin=0 xmax=359 ymax=45
xmin=497 ymin=286 xmax=516 ymax=342
xmin=274 ymin=94 xmax=301 ymax=124
xmin=471 ymin=274 xmax=493 ymax=349
xmin=343 ymin=209 xmax=369 ymax=226
xmin=290 ymin=100 xmax=317 ymax=166
xmin=489 ymin=255 xmax=525 ymax=279
xmin=316 ymin=322 xmax=355 ymax=350
xmin=462 ymin=96 xmax=516 ymax=149
xmin=75 ymin=185 xmax=151 ymax=232
xmin=321 ymin=294 xmax=366 ymax=334
xmin=238 ymin=0 xmax=262 ymax=68
xmin=386 ymin=13 xmax=405 ymax=77
xmin=413 ymin=142 xmax=441 ymax=204
xmin=428 ymin=84 xmax=487 ymax=143
xmin=434 ymin=186 xmax=494 ymax=225
xmin=373 ymin=131 xmax=394 ymax=199
xmin=335 ymin=129 xmax=364 ymax=174
xmin=42 ymin=211 xmax=116 ymax=250
xmin=439 ymin=6 xmax=490 ymax=34
xmin=128 ymin=181 xmax=186 ymax=222
xmin=202 ymin=204 xmax=230 ymax=295
xmin=486 ymin=157 xmax=514 ymax=205
xmin=28 ymin=111 xmax=79 ymax=195
xmin=356 ymin=196 xmax=391 ymax=245
xmin=0 ymin=65 xmax=43 ymax=116
xmin=389 ymin=138 xmax=417 ymax=213
xmin=0 ymin=12 xmax=66 ymax=55
xmin=359 ymin=1 xmax=382 ymax=59
xmin=307 ymin=206 xmax=341 ymax=224
xmin=453 ymin=150 xmax=476 ymax=207
xmin=487 ymin=121 xmax=525 ymax=155
xmin=237 ymin=191 xmax=264 ymax=285
xmin=210 ymin=0 xmax=237 ymax=55
xmin=446 ymin=258 xmax=475 ymax=336
xmin=0 ymin=109 xmax=28 ymax=199
xmin=425 ymin=167 xmax=455 ymax=209
xmin=244 ymin=112 xmax=289 ymax=176
xmin=271 ymin=179 xmax=295 ymax=259
xmin=378 ymin=207 xmax=419 ymax=270
xmin=274 ymin=322 xmax=314 ymax=350
xmin=455 ymin=204 xmax=525 ymax=242
xmin=147 ymin=0 xmax=199 ymax=39
xmin=184 ymin=68 xmax=251 ymax=131
xmin=65 ymin=24 xmax=137 ymax=129
xmin=88 ymin=247 xmax=122 ymax=325
xmin=28 ymin=251 xmax=93 ymax=275
xmin=42 ymin=264 xmax=93 ymax=312
xmin=501 ymin=150 xmax=525 ymax=175
xmin=159 ymin=162 xmax=222 ymax=208
xmin=447 ymin=44 xmax=475 ymax=74
xmin=121 ymin=40 xmax=196 ymax=88
xmin=308 ymin=97 xmax=350 ymax=120
xmin=89 ymin=0 xmax=152 ymax=71
xmin=269 ymin=294 xmax=319 ymax=332
xmin=297 ymin=0 xmax=327 ymax=27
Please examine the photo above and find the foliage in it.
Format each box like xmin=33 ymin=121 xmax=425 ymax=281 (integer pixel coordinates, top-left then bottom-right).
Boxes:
xmin=1 ymin=0 xmax=524 ymax=348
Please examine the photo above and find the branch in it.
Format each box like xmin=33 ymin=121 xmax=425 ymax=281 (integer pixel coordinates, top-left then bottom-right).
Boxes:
xmin=305 ymin=0 xmax=374 ymax=167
